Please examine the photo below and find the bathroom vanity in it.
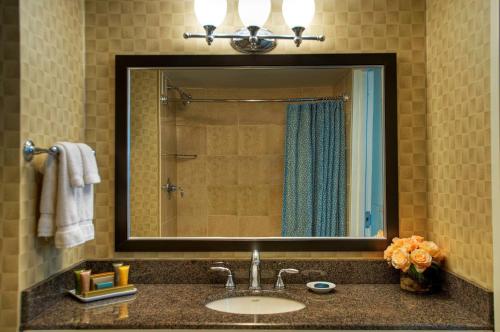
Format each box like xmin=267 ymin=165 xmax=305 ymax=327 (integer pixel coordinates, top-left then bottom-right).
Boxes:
xmin=21 ymin=259 xmax=493 ymax=331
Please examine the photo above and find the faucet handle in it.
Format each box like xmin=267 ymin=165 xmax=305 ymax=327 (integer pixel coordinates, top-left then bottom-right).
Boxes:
xmin=210 ymin=266 xmax=235 ymax=290
xmin=275 ymin=268 xmax=299 ymax=290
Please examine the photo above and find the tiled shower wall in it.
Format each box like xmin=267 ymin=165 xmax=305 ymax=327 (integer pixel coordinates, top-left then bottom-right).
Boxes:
xmin=426 ymin=0 xmax=492 ymax=289
xmin=175 ymin=87 xmax=290 ymax=237
xmin=84 ymin=0 xmax=427 ymax=260
xmin=0 ymin=1 xmax=21 ymax=331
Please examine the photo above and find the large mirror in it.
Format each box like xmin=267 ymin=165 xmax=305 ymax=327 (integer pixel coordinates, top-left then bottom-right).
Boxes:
xmin=115 ymin=55 xmax=398 ymax=251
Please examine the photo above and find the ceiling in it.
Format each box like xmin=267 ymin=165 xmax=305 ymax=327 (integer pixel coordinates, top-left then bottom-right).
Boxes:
xmin=158 ymin=67 xmax=354 ymax=89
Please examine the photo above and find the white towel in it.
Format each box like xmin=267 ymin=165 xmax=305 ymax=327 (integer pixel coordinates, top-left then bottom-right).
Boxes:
xmin=60 ymin=142 xmax=84 ymax=188
xmin=77 ymin=143 xmax=101 ymax=184
xmin=79 ymin=185 xmax=95 ymax=242
xmin=36 ymin=154 xmax=58 ymax=237
xmin=54 ymin=143 xmax=85 ymax=248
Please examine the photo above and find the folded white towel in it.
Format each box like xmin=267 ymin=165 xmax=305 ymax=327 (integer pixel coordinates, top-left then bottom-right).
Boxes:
xmin=76 ymin=143 xmax=99 ymax=242
xmin=77 ymin=143 xmax=101 ymax=184
xmin=54 ymin=143 xmax=85 ymax=248
xmin=79 ymin=185 xmax=95 ymax=242
xmin=36 ymin=154 xmax=58 ymax=237
xmin=60 ymin=142 xmax=84 ymax=188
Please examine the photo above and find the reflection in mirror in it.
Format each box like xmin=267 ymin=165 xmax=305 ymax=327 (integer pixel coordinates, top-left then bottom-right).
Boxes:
xmin=128 ymin=67 xmax=384 ymax=239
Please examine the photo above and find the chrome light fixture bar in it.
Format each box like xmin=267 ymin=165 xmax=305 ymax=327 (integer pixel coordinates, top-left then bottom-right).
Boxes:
xmin=184 ymin=0 xmax=325 ymax=54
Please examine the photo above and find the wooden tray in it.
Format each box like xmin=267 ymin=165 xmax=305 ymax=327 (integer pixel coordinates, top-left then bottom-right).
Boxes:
xmin=68 ymin=284 xmax=137 ymax=303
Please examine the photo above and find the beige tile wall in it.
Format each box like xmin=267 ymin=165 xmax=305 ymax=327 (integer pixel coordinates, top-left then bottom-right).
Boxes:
xmin=161 ymin=88 xmax=179 ymax=236
xmin=0 ymin=0 xmax=21 ymax=330
xmin=19 ymin=0 xmax=86 ymax=289
xmin=426 ymin=0 xmax=492 ymax=289
xmin=84 ymin=0 xmax=427 ymax=260
xmin=130 ymin=70 xmax=160 ymax=237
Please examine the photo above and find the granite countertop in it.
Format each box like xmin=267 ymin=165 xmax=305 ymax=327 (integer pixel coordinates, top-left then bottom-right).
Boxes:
xmin=22 ymin=283 xmax=493 ymax=330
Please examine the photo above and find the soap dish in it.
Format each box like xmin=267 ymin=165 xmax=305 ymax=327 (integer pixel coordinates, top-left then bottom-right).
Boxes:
xmin=306 ymin=281 xmax=336 ymax=294
xmin=68 ymin=284 xmax=137 ymax=303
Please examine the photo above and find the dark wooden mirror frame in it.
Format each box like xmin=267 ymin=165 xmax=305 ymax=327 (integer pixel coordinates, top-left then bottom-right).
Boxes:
xmin=115 ymin=53 xmax=398 ymax=252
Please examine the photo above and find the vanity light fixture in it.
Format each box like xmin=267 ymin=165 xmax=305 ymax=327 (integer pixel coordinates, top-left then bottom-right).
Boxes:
xmin=184 ymin=0 xmax=325 ymax=54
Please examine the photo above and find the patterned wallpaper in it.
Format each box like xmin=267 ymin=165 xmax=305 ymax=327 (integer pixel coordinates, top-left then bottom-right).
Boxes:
xmin=0 ymin=0 xmax=21 ymax=330
xmin=19 ymin=0 xmax=86 ymax=290
xmin=426 ymin=0 xmax=492 ymax=289
xmin=129 ymin=70 xmax=160 ymax=237
xmin=83 ymin=0 xmax=427 ymax=260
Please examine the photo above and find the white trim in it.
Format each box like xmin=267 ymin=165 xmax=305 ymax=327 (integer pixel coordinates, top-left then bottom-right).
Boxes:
xmin=349 ymin=70 xmax=367 ymax=237
xmin=490 ymin=0 xmax=500 ymax=330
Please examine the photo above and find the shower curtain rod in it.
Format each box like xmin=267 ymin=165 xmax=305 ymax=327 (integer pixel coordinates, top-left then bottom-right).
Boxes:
xmin=165 ymin=94 xmax=350 ymax=104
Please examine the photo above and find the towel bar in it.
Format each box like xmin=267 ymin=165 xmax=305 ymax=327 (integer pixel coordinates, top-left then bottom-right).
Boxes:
xmin=23 ymin=140 xmax=96 ymax=162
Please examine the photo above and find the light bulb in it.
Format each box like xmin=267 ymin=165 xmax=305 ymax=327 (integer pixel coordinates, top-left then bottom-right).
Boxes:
xmin=282 ymin=0 xmax=315 ymax=29
xmin=194 ymin=0 xmax=227 ymax=27
xmin=238 ymin=0 xmax=271 ymax=28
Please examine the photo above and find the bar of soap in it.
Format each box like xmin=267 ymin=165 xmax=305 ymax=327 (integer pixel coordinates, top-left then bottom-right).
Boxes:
xmin=95 ymin=281 xmax=113 ymax=289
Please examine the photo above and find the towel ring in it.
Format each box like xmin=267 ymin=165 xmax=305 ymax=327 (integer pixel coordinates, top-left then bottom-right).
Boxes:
xmin=23 ymin=140 xmax=96 ymax=162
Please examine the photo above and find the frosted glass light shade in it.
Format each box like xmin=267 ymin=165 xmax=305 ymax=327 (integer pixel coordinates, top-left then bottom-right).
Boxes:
xmin=238 ymin=0 xmax=271 ymax=27
xmin=194 ymin=0 xmax=227 ymax=27
xmin=282 ymin=0 xmax=315 ymax=28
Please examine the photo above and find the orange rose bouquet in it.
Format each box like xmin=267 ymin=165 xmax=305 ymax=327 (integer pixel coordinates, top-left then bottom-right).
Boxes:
xmin=384 ymin=236 xmax=445 ymax=293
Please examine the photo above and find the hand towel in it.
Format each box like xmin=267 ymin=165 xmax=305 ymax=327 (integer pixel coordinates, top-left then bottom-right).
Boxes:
xmin=60 ymin=142 xmax=84 ymax=188
xmin=79 ymin=185 xmax=95 ymax=242
xmin=77 ymin=143 xmax=99 ymax=241
xmin=77 ymin=143 xmax=101 ymax=184
xmin=54 ymin=143 xmax=85 ymax=248
xmin=36 ymin=154 xmax=58 ymax=237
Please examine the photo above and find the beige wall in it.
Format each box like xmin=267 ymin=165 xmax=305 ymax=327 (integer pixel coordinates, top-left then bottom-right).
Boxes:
xmin=19 ymin=0 xmax=86 ymax=290
xmin=130 ymin=70 xmax=160 ymax=237
xmin=0 ymin=0 xmax=21 ymax=330
xmin=1 ymin=0 xmax=86 ymax=330
xmin=426 ymin=0 xmax=492 ymax=289
xmin=84 ymin=0 xmax=427 ymax=260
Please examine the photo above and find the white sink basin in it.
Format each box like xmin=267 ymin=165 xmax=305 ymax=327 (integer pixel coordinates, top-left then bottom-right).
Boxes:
xmin=205 ymin=296 xmax=305 ymax=315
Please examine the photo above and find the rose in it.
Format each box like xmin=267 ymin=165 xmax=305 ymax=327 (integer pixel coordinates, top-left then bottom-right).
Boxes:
xmin=384 ymin=244 xmax=396 ymax=261
xmin=410 ymin=249 xmax=432 ymax=272
xmin=410 ymin=235 xmax=425 ymax=243
xmin=391 ymin=248 xmax=411 ymax=272
xmin=403 ymin=239 xmax=419 ymax=252
xmin=419 ymin=241 xmax=440 ymax=257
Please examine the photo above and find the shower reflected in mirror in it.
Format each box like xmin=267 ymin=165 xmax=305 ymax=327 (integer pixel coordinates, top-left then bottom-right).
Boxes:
xmin=128 ymin=66 xmax=385 ymax=239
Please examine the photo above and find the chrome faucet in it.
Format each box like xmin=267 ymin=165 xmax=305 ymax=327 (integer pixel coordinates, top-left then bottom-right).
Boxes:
xmin=248 ymin=249 xmax=261 ymax=291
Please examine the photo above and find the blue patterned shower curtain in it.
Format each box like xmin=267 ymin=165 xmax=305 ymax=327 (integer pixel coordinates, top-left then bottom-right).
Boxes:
xmin=281 ymin=100 xmax=346 ymax=237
